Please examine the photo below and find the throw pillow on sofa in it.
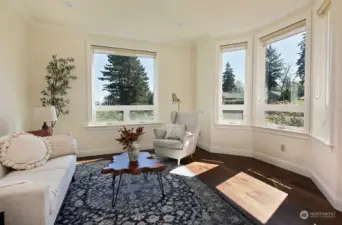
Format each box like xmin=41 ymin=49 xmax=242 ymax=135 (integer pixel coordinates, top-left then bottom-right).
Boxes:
xmin=165 ymin=124 xmax=185 ymax=140
xmin=0 ymin=132 xmax=52 ymax=170
xmin=43 ymin=134 xmax=76 ymax=159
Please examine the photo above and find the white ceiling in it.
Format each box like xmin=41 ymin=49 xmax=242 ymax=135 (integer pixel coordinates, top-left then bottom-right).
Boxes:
xmin=17 ymin=0 xmax=313 ymax=43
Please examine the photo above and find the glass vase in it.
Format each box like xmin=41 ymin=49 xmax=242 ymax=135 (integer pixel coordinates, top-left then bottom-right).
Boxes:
xmin=127 ymin=142 xmax=139 ymax=162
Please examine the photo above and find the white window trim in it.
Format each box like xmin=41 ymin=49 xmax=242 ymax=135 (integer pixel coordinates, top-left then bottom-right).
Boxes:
xmin=92 ymin=105 xmax=157 ymax=126
xmin=317 ymin=0 xmax=331 ymax=16
xmin=311 ymin=7 xmax=333 ymax=144
xmin=254 ymin=10 xmax=312 ymax=133
xmin=260 ymin=20 xmax=306 ymax=46
xmin=326 ymin=9 xmax=333 ymax=144
xmin=86 ymin=42 xmax=160 ymax=127
xmin=215 ymin=37 xmax=254 ymax=126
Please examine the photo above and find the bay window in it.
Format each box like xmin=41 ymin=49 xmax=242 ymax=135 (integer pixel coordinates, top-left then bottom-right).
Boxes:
xmin=90 ymin=46 xmax=157 ymax=125
xmin=218 ymin=42 xmax=248 ymax=124
xmin=258 ymin=20 xmax=307 ymax=131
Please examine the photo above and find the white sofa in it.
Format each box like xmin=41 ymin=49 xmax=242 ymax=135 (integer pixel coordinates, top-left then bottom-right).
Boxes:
xmin=0 ymin=137 xmax=77 ymax=225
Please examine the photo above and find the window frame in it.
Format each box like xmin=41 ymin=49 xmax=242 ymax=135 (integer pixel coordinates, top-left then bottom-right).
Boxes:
xmin=87 ymin=43 xmax=159 ymax=126
xmin=312 ymin=6 xmax=332 ymax=143
xmin=326 ymin=9 xmax=332 ymax=143
xmin=254 ymin=13 xmax=312 ymax=133
xmin=215 ymin=38 xmax=253 ymax=126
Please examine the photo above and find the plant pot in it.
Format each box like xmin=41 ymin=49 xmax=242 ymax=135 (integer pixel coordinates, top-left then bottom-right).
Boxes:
xmin=127 ymin=142 xmax=140 ymax=162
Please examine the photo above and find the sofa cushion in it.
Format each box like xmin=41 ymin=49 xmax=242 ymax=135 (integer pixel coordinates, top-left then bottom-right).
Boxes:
xmin=0 ymin=132 xmax=52 ymax=170
xmin=2 ymin=154 xmax=76 ymax=215
xmin=2 ymin=168 xmax=68 ymax=215
xmin=154 ymin=139 xmax=183 ymax=150
xmin=43 ymin=135 xmax=76 ymax=159
xmin=3 ymin=168 xmax=66 ymax=189
xmin=4 ymin=155 xmax=76 ymax=175
xmin=34 ymin=155 xmax=76 ymax=172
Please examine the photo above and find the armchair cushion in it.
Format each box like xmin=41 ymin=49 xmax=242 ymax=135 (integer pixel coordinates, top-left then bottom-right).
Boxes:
xmin=154 ymin=139 xmax=183 ymax=150
xmin=165 ymin=124 xmax=185 ymax=140
xmin=154 ymin=129 xmax=167 ymax=139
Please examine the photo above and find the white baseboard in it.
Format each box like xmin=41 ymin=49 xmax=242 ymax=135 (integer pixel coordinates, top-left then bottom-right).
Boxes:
xmin=311 ymin=172 xmax=342 ymax=211
xmin=197 ymin=141 xmax=210 ymax=152
xmin=253 ymin=151 xmax=342 ymax=211
xmin=211 ymin=146 xmax=253 ymax=157
xmin=252 ymin=151 xmax=311 ymax=177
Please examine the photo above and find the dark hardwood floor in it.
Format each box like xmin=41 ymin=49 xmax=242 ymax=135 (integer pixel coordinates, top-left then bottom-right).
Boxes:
xmin=78 ymin=148 xmax=342 ymax=225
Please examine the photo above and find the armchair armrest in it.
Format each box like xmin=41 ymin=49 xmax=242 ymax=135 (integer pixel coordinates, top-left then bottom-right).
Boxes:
xmin=181 ymin=131 xmax=195 ymax=143
xmin=0 ymin=182 xmax=50 ymax=225
xmin=154 ymin=128 xmax=166 ymax=139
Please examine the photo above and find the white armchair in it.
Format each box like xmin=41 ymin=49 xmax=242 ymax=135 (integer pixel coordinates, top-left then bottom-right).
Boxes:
xmin=153 ymin=111 xmax=201 ymax=165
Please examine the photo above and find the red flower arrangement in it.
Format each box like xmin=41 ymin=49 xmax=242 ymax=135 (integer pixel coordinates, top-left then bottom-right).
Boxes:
xmin=115 ymin=126 xmax=145 ymax=150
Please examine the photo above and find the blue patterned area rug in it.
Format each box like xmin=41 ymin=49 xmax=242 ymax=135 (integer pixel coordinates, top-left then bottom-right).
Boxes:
xmin=55 ymin=159 xmax=255 ymax=225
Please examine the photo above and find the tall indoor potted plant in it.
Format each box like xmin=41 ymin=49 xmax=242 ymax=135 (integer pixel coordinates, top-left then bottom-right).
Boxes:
xmin=40 ymin=55 xmax=77 ymax=126
xmin=116 ymin=126 xmax=145 ymax=162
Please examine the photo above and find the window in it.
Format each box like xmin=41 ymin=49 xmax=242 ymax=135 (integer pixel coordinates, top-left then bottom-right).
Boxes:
xmin=90 ymin=46 xmax=157 ymax=125
xmin=218 ymin=42 xmax=247 ymax=124
xmin=259 ymin=20 xmax=307 ymax=131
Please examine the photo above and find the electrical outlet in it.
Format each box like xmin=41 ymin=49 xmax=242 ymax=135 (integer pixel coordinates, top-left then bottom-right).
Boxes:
xmin=280 ymin=144 xmax=286 ymax=152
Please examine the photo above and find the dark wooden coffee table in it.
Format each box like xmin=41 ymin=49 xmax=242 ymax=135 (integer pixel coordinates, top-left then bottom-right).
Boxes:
xmin=101 ymin=152 xmax=166 ymax=207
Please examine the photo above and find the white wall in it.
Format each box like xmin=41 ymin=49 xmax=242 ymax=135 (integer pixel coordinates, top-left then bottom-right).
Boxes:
xmin=0 ymin=0 xmax=30 ymax=136
xmin=195 ymin=36 xmax=215 ymax=150
xmin=28 ymin=26 xmax=196 ymax=156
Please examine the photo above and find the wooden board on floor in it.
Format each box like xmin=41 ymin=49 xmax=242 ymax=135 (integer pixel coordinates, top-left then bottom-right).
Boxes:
xmin=216 ymin=172 xmax=288 ymax=224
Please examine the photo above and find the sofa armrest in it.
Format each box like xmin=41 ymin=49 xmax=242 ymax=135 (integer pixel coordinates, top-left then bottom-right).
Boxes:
xmin=72 ymin=139 xmax=77 ymax=155
xmin=154 ymin=128 xmax=166 ymax=139
xmin=0 ymin=182 xmax=50 ymax=225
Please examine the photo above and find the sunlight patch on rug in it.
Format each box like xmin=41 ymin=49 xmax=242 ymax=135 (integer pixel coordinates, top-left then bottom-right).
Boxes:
xmin=170 ymin=162 xmax=219 ymax=177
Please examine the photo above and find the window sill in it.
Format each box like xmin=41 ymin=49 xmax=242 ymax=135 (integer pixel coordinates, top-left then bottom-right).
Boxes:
xmin=252 ymin=125 xmax=309 ymax=140
xmin=214 ymin=122 xmax=308 ymax=138
xmin=85 ymin=122 xmax=163 ymax=130
xmin=212 ymin=124 xmax=334 ymax=150
xmin=214 ymin=123 xmax=252 ymax=130
xmin=310 ymin=135 xmax=334 ymax=152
